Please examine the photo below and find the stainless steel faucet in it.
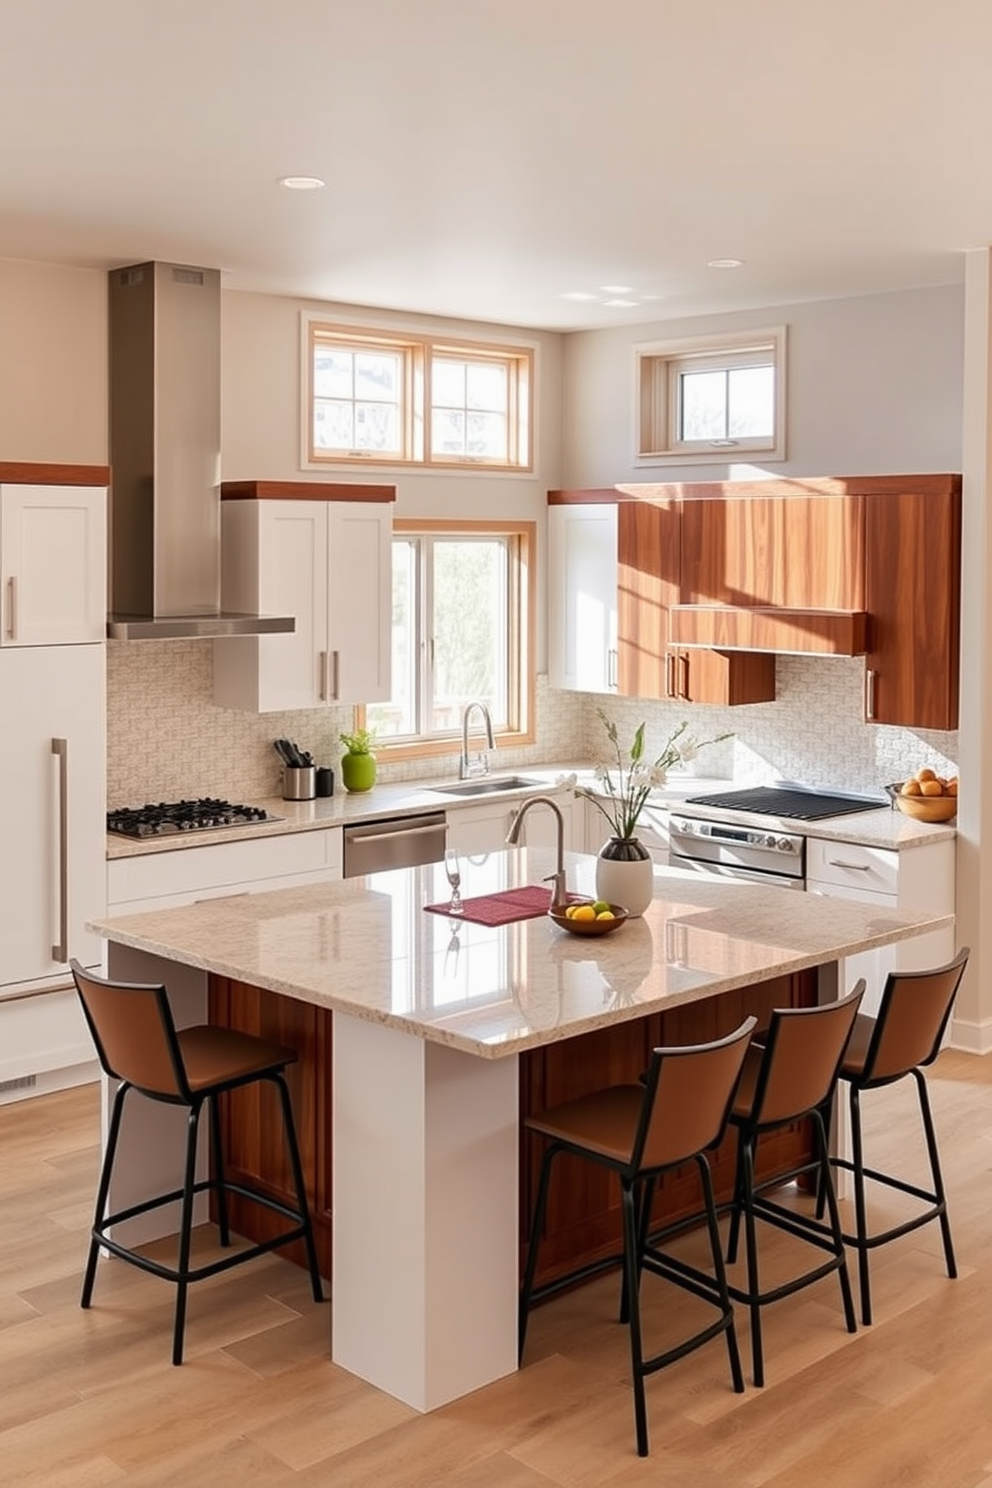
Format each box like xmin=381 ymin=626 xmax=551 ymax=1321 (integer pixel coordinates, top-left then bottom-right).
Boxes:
xmin=506 ymin=795 xmax=568 ymax=911
xmin=460 ymin=700 xmax=495 ymax=780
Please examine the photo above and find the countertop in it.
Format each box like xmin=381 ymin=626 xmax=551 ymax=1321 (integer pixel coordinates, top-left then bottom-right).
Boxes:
xmin=91 ymin=847 xmax=954 ymax=1058
xmin=105 ymin=767 xmax=955 ymax=859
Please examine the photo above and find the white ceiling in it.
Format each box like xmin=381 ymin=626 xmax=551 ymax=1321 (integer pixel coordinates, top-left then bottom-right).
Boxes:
xmin=4 ymin=0 xmax=992 ymax=331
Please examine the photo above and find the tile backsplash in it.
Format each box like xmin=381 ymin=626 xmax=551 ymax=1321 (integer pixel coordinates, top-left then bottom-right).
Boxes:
xmin=107 ymin=644 xmax=957 ymax=807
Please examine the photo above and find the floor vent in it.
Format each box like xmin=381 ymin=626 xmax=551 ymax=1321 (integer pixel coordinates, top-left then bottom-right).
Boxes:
xmin=0 ymin=1074 xmax=37 ymax=1094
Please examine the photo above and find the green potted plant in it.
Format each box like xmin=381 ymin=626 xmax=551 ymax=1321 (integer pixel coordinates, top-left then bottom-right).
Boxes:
xmin=339 ymin=726 xmax=378 ymax=793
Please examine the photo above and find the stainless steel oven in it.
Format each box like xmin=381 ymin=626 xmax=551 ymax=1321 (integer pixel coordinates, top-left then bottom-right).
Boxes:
xmin=668 ymin=814 xmax=806 ymax=890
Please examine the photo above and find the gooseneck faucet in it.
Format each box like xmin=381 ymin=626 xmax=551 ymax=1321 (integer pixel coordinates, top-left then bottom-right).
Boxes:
xmin=460 ymin=700 xmax=495 ymax=780
xmin=506 ymin=795 xmax=568 ymax=911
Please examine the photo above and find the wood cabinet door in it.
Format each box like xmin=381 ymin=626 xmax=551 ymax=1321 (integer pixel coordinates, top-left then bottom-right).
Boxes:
xmin=864 ymin=484 xmax=961 ymax=728
xmin=0 ymin=484 xmax=106 ymax=645
xmin=672 ymin=646 xmax=776 ymax=706
xmin=617 ymin=498 xmax=679 ymax=698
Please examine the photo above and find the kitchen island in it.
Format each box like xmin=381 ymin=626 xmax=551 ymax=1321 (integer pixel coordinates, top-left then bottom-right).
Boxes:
xmin=91 ymin=848 xmax=953 ymax=1412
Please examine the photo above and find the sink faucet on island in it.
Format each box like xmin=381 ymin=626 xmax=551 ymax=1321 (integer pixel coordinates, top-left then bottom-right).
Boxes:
xmin=460 ymin=700 xmax=495 ymax=780
xmin=506 ymin=795 xmax=569 ymax=910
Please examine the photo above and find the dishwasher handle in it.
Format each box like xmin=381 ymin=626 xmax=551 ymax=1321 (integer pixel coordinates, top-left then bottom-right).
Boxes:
xmin=342 ymin=813 xmax=447 ymax=878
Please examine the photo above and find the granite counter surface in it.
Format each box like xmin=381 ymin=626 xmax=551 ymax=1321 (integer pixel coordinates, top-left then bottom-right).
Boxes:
xmin=91 ymin=848 xmax=954 ymax=1059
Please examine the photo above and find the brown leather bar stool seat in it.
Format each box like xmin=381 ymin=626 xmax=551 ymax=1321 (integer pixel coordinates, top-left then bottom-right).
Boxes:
xmin=825 ymin=947 xmax=970 ymax=1326
xmin=518 ymin=1017 xmax=756 ymax=1458
xmin=724 ymin=982 xmax=865 ymax=1388
xmin=70 ymin=959 xmax=323 ymax=1365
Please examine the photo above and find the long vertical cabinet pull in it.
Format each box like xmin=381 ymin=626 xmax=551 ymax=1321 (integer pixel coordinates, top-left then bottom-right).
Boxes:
xmin=51 ymin=737 xmax=69 ymax=962
xmin=320 ymin=650 xmax=330 ymax=702
xmin=331 ymin=649 xmax=340 ymax=700
xmin=6 ymin=576 xmax=16 ymax=639
xmin=865 ymin=668 xmax=877 ymax=721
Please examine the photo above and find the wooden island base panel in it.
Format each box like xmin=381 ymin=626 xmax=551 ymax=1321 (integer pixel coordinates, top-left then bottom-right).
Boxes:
xmin=209 ymin=968 xmax=816 ymax=1287
xmin=92 ymin=848 xmax=953 ymax=1412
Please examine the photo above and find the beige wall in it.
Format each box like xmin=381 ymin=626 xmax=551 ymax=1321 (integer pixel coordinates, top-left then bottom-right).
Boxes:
xmin=0 ymin=259 xmax=107 ymax=462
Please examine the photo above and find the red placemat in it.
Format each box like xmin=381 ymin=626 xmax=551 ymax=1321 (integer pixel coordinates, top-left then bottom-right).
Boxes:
xmin=424 ymin=884 xmax=569 ymax=927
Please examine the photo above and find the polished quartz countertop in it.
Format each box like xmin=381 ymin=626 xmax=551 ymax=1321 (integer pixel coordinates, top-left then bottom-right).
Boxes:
xmin=91 ymin=848 xmax=954 ymax=1058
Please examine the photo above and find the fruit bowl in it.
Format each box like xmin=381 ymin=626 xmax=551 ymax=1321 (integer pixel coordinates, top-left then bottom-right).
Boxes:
xmin=895 ymin=793 xmax=958 ymax=823
xmin=548 ymin=902 xmax=629 ymax=937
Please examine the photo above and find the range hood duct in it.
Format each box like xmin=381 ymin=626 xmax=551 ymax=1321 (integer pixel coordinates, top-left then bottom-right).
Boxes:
xmin=107 ymin=261 xmax=294 ymax=640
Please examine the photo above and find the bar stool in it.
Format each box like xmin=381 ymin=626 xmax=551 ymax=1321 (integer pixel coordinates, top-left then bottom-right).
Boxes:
xmin=70 ymin=960 xmax=324 ymax=1364
xmin=519 ymin=1016 xmax=756 ymax=1458
xmin=724 ymin=983 xmax=865 ymax=1387
xmin=825 ymin=947 xmax=970 ymax=1325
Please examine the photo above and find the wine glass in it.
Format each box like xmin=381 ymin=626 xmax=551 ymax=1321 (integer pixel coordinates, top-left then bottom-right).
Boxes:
xmin=444 ymin=849 xmax=463 ymax=914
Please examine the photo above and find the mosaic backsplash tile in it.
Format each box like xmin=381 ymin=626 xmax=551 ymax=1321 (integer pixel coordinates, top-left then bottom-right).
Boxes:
xmin=107 ymin=644 xmax=957 ymax=808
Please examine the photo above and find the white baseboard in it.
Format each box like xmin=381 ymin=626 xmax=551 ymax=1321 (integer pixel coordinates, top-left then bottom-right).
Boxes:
xmin=948 ymin=1016 xmax=992 ymax=1055
xmin=0 ymin=1061 xmax=99 ymax=1106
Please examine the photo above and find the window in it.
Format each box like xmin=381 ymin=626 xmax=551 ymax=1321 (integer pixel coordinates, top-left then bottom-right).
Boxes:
xmin=364 ymin=520 xmax=535 ymax=757
xmin=636 ymin=326 xmax=786 ymax=464
xmin=305 ymin=318 xmax=533 ymax=471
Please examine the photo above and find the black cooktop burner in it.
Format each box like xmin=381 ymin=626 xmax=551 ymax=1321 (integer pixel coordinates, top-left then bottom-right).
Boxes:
xmin=107 ymin=798 xmax=277 ymax=839
xmin=682 ymin=787 xmax=888 ymax=822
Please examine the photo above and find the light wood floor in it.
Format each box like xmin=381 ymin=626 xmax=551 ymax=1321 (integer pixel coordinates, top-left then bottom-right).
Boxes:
xmin=3 ymin=1049 xmax=991 ymax=1486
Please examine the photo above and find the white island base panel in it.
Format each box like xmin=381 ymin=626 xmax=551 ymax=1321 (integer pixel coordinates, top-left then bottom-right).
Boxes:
xmin=332 ymin=1011 xmax=519 ymax=1412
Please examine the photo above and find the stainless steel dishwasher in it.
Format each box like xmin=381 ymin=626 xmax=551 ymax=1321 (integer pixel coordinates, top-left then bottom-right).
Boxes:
xmin=342 ymin=812 xmax=447 ymax=877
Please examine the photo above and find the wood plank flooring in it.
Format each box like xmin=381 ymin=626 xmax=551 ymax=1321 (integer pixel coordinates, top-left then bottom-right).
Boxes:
xmin=2 ymin=1048 xmax=991 ymax=1484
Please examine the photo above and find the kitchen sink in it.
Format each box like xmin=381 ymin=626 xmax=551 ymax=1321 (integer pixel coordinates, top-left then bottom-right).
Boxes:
xmin=427 ymin=775 xmax=545 ymax=798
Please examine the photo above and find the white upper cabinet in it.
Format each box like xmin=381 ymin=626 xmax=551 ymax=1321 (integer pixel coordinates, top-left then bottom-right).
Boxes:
xmin=0 ymin=478 xmax=107 ymax=646
xmin=213 ymin=487 xmax=393 ymax=713
xmin=547 ymin=502 xmax=618 ymax=693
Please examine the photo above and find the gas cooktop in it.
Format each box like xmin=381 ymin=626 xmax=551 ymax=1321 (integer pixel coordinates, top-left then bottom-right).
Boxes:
xmin=107 ymin=798 xmax=281 ymax=839
xmin=682 ymin=786 xmax=888 ymax=822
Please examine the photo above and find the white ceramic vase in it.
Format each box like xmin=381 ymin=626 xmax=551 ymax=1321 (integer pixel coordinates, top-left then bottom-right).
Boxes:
xmin=594 ymin=837 xmax=655 ymax=917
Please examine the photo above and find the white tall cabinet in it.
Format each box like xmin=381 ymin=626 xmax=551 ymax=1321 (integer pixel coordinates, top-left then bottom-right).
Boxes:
xmin=0 ymin=463 xmax=108 ymax=1102
xmin=547 ymin=497 xmax=618 ymax=694
xmin=213 ymin=480 xmax=394 ymax=713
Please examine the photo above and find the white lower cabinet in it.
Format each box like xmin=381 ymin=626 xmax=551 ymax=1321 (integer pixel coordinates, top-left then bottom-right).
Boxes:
xmin=446 ymin=795 xmax=575 ymax=860
xmin=806 ymin=835 xmax=955 ymax=1018
xmin=107 ymin=828 xmax=343 ymax=915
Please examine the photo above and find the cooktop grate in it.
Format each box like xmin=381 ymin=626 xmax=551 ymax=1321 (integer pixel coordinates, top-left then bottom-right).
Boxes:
xmin=107 ymin=798 xmax=279 ymax=838
xmin=682 ymin=787 xmax=888 ymax=821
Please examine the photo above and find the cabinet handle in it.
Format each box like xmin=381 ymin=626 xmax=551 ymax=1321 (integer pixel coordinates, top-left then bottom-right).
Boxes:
xmin=865 ymin=668 xmax=877 ymax=720
xmin=607 ymin=647 xmax=617 ymax=689
xmin=331 ymin=649 xmax=340 ymax=700
xmin=320 ymin=650 xmax=330 ymax=702
xmin=6 ymin=576 xmax=16 ymax=639
xmin=678 ymin=652 xmax=690 ymax=700
xmin=51 ymin=738 xmax=68 ymax=962
xmin=665 ymin=652 xmax=675 ymax=698
xmin=827 ymin=859 xmax=871 ymax=872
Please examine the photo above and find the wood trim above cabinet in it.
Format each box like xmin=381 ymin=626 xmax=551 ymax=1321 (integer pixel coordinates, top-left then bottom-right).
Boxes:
xmin=547 ymin=488 xmax=621 ymax=505
xmin=220 ymin=480 xmax=396 ymax=503
xmin=670 ymin=605 xmax=870 ymax=656
xmin=0 ymin=462 xmax=110 ymax=485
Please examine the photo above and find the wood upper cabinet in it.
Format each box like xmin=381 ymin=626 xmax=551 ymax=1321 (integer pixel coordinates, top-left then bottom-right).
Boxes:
xmin=617 ymin=498 xmax=775 ymax=705
xmin=863 ymin=477 xmax=961 ymax=729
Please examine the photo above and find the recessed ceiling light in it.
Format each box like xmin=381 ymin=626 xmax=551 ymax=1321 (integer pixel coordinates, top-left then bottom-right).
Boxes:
xmin=561 ymin=291 xmax=600 ymax=301
xmin=600 ymin=284 xmax=633 ymax=294
xmin=707 ymin=257 xmax=745 ymax=269
xmin=603 ymin=299 xmax=639 ymax=308
xmin=279 ymin=175 xmax=326 ymax=190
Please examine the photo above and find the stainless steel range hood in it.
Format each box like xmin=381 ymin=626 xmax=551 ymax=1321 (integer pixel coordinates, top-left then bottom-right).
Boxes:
xmin=107 ymin=261 xmax=294 ymax=640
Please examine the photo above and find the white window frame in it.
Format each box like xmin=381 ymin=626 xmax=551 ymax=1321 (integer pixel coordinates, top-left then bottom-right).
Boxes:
xmin=302 ymin=314 xmax=535 ymax=473
xmin=359 ymin=519 xmax=536 ymax=761
xmin=634 ymin=325 xmax=787 ymax=465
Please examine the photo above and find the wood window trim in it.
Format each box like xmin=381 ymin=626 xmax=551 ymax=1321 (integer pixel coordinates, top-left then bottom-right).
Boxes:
xmin=303 ymin=315 xmax=535 ymax=474
xmin=356 ymin=518 xmax=537 ymax=762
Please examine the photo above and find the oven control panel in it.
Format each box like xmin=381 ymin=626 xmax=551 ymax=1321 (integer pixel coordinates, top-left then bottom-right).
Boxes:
xmin=669 ymin=816 xmax=803 ymax=855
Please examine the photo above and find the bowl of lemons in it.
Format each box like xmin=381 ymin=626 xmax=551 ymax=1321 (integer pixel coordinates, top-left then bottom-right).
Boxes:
xmin=548 ymin=899 xmax=629 ymax=936
xmin=894 ymin=768 xmax=959 ymax=822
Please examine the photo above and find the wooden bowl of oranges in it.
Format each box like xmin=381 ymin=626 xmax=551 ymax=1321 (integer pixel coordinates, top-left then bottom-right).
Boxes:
xmin=894 ymin=768 xmax=958 ymax=823
xmin=549 ymin=900 xmax=629 ymax=936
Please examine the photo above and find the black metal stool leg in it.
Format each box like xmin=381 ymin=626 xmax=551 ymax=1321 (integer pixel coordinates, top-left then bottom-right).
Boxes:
xmin=272 ymin=1073 xmax=323 ymax=1302
xmin=739 ymin=1136 xmax=765 ymax=1387
xmin=849 ymin=1084 xmax=873 ymax=1325
xmin=914 ymin=1069 xmax=957 ymax=1280
xmin=812 ymin=1105 xmax=857 ymax=1335
xmin=172 ymin=1101 xmax=202 ymax=1365
xmin=82 ymin=1080 xmax=129 ymax=1309
xmin=621 ymin=1179 xmax=650 ymax=1458
xmin=208 ymin=1090 xmax=231 ymax=1246
xmin=697 ymin=1154 xmax=744 ymax=1395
